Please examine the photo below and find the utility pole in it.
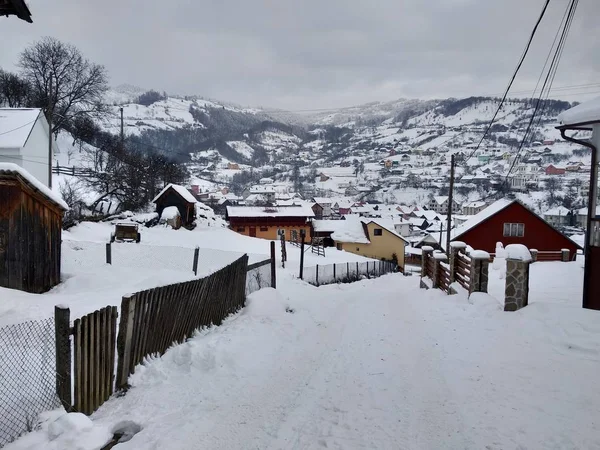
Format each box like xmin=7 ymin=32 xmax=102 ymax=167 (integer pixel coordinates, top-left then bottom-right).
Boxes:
xmin=47 ymin=78 xmax=53 ymax=189
xmin=446 ymin=154 xmax=455 ymax=255
xmin=120 ymin=107 xmax=124 ymax=153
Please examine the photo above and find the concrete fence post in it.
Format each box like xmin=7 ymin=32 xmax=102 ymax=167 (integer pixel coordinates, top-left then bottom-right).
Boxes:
xmin=432 ymin=251 xmax=447 ymax=289
xmin=421 ymin=246 xmax=434 ymax=278
xmin=504 ymin=245 xmax=532 ymax=312
xmin=530 ymin=249 xmax=538 ymax=263
xmin=561 ymin=248 xmax=570 ymax=262
xmin=449 ymin=241 xmax=467 ymax=283
xmin=469 ymin=250 xmax=490 ymax=293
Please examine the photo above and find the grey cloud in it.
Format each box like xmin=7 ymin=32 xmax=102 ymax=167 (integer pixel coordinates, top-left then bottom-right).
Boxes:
xmin=1 ymin=0 xmax=598 ymax=110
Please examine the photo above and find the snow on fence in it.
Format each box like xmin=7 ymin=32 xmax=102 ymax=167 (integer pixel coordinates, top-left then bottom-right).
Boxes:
xmin=302 ymin=260 xmax=397 ymax=287
xmin=246 ymin=258 xmax=273 ymax=296
xmin=0 ymin=318 xmax=60 ymax=447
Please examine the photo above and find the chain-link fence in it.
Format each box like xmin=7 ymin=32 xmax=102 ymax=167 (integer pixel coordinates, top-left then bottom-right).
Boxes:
xmin=246 ymin=259 xmax=273 ymax=296
xmin=0 ymin=318 xmax=60 ymax=447
xmin=303 ymin=260 xmax=397 ymax=286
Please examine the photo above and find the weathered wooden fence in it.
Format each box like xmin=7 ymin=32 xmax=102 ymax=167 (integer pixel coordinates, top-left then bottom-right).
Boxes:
xmin=72 ymin=306 xmax=118 ymax=415
xmin=303 ymin=260 xmax=397 ymax=287
xmin=115 ymin=254 xmax=248 ymax=390
xmin=52 ymin=253 xmax=262 ymax=417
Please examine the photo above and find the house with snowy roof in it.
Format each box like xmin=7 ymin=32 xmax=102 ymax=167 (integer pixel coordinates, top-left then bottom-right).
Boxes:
xmin=311 ymin=197 xmax=333 ymax=218
xmin=152 ymin=184 xmax=197 ymax=229
xmin=543 ymin=206 xmax=575 ymax=228
xmin=427 ymin=196 xmax=460 ymax=214
xmin=312 ymin=217 xmax=407 ymax=268
xmin=450 ymin=199 xmax=581 ymax=259
xmin=462 ymin=201 xmax=487 ymax=216
xmin=0 ymin=108 xmax=57 ymax=187
xmin=226 ymin=205 xmax=314 ymax=240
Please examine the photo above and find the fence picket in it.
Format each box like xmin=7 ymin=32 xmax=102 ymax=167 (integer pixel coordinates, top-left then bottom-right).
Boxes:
xmin=73 ymin=318 xmax=82 ymax=412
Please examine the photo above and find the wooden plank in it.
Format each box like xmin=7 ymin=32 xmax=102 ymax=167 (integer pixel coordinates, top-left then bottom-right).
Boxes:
xmin=116 ymin=294 xmax=136 ymax=390
xmin=81 ymin=314 xmax=89 ymax=415
xmin=73 ymin=318 xmax=82 ymax=412
xmin=97 ymin=309 xmax=104 ymax=411
xmin=109 ymin=306 xmax=118 ymax=396
xmin=89 ymin=310 xmax=97 ymax=413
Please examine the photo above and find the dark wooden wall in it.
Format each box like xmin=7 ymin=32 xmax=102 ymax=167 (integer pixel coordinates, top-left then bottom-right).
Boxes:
xmin=0 ymin=179 xmax=63 ymax=293
xmin=155 ymin=188 xmax=195 ymax=226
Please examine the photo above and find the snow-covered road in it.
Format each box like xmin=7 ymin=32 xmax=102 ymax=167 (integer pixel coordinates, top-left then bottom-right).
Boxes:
xmin=9 ymin=267 xmax=600 ymax=450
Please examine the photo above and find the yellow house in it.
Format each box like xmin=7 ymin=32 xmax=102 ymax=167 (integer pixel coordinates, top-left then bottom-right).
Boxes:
xmin=323 ymin=218 xmax=407 ymax=269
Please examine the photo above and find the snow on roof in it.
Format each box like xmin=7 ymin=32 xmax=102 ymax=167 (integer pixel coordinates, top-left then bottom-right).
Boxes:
xmin=330 ymin=217 xmax=370 ymax=244
xmin=453 ymin=199 xmax=514 ymax=238
xmin=0 ymin=162 xmax=68 ymax=210
xmin=0 ymin=108 xmax=42 ymax=148
xmin=365 ymin=218 xmax=409 ymax=243
xmin=433 ymin=196 xmax=448 ymax=205
xmin=558 ymin=96 xmax=600 ymax=127
xmin=226 ymin=205 xmax=315 ymax=218
xmin=312 ymin=197 xmax=333 ymax=205
xmin=544 ymin=206 xmax=571 ymax=216
xmin=152 ymin=183 xmax=197 ymax=204
xmin=420 ymin=210 xmax=442 ymax=221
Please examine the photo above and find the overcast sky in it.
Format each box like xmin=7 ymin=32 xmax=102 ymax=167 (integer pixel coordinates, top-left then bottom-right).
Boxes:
xmin=2 ymin=0 xmax=598 ymax=110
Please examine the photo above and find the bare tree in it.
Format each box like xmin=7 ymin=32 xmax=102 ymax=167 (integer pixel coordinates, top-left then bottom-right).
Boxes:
xmin=19 ymin=37 xmax=109 ymax=133
xmin=0 ymin=69 xmax=30 ymax=107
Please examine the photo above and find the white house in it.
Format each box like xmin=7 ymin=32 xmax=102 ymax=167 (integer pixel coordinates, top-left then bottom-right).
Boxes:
xmin=428 ymin=196 xmax=459 ymax=214
xmin=543 ymin=206 xmax=572 ymax=227
xmin=0 ymin=108 xmax=57 ymax=187
xmin=462 ymin=201 xmax=487 ymax=216
xmin=312 ymin=197 xmax=333 ymax=218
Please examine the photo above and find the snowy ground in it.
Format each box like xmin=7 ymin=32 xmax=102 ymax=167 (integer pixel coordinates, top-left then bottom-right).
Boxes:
xmin=7 ymin=260 xmax=600 ymax=450
xmin=0 ymin=222 xmax=370 ymax=326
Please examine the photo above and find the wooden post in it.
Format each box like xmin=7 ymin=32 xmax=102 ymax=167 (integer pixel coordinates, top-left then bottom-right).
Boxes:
xmin=55 ymin=305 xmax=72 ymax=411
xmin=193 ymin=247 xmax=200 ymax=275
xmin=299 ymin=230 xmax=306 ymax=280
xmin=270 ymin=241 xmax=277 ymax=289
xmin=116 ymin=294 xmax=136 ymax=390
xmin=316 ymin=264 xmax=319 ymax=286
xmin=333 ymin=263 xmax=336 ymax=281
xmin=446 ymin=154 xmax=455 ymax=255
xmin=105 ymin=242 xmax=111 ymax=265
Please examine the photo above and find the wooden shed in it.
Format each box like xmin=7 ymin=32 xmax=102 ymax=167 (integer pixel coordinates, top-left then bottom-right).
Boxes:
xmin=152 ymin=183 xmax=197 ymax=229
xmin=0 ymin=163 xmax=68 ymax=293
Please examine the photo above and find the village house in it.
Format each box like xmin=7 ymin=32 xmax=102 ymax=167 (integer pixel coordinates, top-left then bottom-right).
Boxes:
xmin=462 ymin=201 xmax=487 ymax=216
xmin=451 ymin=199 xmax=581 ymax=258
xmin=0 ymin=108 xmax=58 ymax=187
xmin=242 ymin=185 xmax=277 ymax=203
xmin=545 ymin=164 xmax=566 ymax=175
xmin=0 ymin=163 xmax=68 ymax=293
xmin=226 ymin=205 xmax=314 ymax=240
xmin=543 ymin=206 xmax=575 ymax=228
xmin=152 ymin=183 xmax=197 ymax=229
xmin=427 ymin=196 xmax=459 ymax=214
xmin=311 ymin=197 xmax=333 ymax=218
xmin=312 ymin=217 xmax=407 ymax=269
xmin=508 ymin=164 xmax=541 ymax=191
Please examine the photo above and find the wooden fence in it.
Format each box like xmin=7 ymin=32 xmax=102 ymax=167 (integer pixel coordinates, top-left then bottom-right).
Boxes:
xmin=54 ymin=254 xmax=255 ymax=415
xmin=115 ymin=254 xmax=248 ymax=390
xmin=72 ymin=306 xmax=118 ymax=415
xmin=535 ymin=251 xmax=563 ymax=262
xmin=437 ymin=261 xmax=451 ymax=292
xmin=52 ymin=164 xmax=96 ymax=178
xmin=455 ymin=252 xmax=471 ymax=291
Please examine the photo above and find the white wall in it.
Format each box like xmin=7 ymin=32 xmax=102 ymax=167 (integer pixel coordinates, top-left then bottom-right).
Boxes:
xmin=21 ymin=117 xmax=51 ymax=186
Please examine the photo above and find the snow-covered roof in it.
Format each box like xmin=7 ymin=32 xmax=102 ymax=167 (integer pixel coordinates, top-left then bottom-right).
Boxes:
xmin=558 ymin=97 xmax=600 ymax=127
xmin=330 ymin=217 xmax=370 ymax=244
xmin=433 ymin=196 xmax=448 ymax=205
xmin=453 ymin=199 xmax=514 ymax=238
xmin=544 ymin=206 xmax=571 ymax=216
xmin=0 ymin=108 xmax=43 ymax=148
xmin=312 ymin=197 xmax=333 ymax=205
xmin=152 ymin=183 xmax=197 ymax=204
xmin=0 ymin=163 xmax=68 ymax=210
xmin=365 ymin=219 xmax=409 ymax=243
xmin=226 ymin=205 xmax=315 ymax=218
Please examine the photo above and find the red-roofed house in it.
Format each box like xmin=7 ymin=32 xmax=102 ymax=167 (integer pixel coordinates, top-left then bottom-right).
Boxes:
xmin=451 ymin=199 xmax=581 ymax=259
xmin=545 ymin=164 xmax=566 ymax=175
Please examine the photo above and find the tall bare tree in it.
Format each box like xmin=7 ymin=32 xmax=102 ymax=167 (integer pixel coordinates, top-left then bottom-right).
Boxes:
xmin=19 ymin=37 xmax=109 ymax=133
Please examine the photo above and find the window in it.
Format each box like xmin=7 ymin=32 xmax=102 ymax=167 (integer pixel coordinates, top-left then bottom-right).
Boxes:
xmin=503 ymin=223 xmax=524 ymax=237
xmin=373 ymin=228 xmax=383 ymax=236
xmin=260 ymin=226 xmax=268 ymax=232
xmin=236 ymin=227 xmax=245 ymax=232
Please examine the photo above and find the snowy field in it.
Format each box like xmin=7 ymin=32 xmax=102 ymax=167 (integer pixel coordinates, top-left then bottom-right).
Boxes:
xmin=0 ymin=222 xmax=371 ymax=326
xmin=6 ymin=259 xmax=600 ymax=450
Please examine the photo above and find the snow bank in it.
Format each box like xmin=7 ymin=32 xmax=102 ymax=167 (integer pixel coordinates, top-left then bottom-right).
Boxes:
xmin=449 ymin=241 xmax=467 ymax=249
xmin=505 ymin=244 xmax=532 ymax=262
xmin=470 ymin=250 xmax=490 ymax=260
xmin=160 ymin=206 xmax=180 ymax=220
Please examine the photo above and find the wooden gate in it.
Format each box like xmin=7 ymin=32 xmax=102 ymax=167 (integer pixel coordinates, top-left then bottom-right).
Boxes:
xmin=455 ymin=252 xmax=471 ymax=292
xmin=72 ymin=306 xmax=118 ymax=415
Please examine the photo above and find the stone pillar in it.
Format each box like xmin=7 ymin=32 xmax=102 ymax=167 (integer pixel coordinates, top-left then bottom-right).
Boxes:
xmin=504 ymin=258 xmax=531 ymax=311
xmin=530 ymin=249 xmax=538 ymax=263
xmin=449 ymin=241 xmax=467 ymax=283
xmin=469 ymin=251 xmax=490 ymax=293
xmin=561 ymin=248 xmax=570 ymax=262
xmin=432 ymin=251 xmax=447 ymax=289
xmin=421 ymin=246 xmax=434 ymax=278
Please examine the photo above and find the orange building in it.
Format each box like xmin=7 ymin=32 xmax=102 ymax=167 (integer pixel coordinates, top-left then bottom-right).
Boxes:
xmin=226 ymin=205 xmax=314 ymax=240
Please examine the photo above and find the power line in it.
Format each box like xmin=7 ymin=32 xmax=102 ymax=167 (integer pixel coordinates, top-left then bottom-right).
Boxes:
xmin=0 ymin=119 xmax=37 ymax=136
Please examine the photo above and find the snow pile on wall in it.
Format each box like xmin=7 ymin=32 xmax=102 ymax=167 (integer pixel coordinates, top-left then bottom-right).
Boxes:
xmin=161 ymin=206 xmax=180 ymax=221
